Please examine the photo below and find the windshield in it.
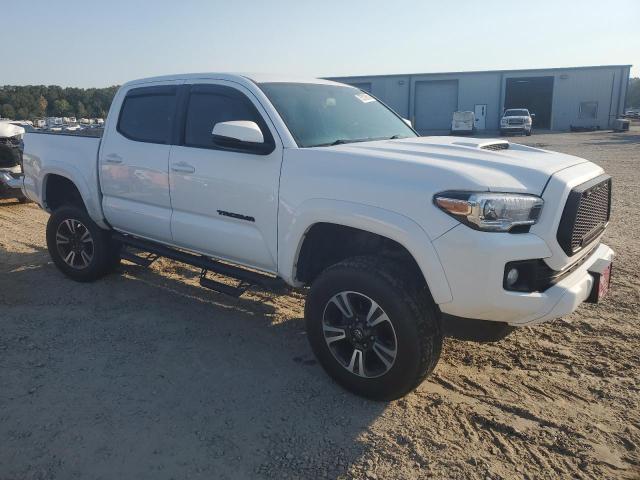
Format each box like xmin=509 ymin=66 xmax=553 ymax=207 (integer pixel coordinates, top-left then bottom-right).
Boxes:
xmin=504 ymin=109 xmax=529 ymax=117
xmin=259 ymin=83 xmax=417 ymax=147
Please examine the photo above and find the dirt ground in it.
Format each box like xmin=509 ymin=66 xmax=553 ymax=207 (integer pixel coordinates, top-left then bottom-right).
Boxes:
xmin=1 ymin=128 xmax=639 ymax=480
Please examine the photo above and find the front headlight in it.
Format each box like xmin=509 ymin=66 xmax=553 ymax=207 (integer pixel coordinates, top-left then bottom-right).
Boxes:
xmin=434 ymin=192 xmax=544 ymax=232
xmin=500 ymin=118 xmax=508 ymax=125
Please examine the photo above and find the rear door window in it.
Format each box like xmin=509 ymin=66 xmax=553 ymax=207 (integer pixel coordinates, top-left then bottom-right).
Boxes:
xmin=117 ymin=86 xmax=177 ymax=144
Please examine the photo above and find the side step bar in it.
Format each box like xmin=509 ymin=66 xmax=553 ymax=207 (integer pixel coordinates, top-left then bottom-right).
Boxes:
xmin=120 ymin=250 xmax=159 ymax=267
xmin=113 ymin=232 xmax=288 ymax=295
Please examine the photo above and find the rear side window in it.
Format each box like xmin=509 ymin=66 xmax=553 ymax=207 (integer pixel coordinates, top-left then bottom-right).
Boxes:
xmin=183 ymin=84 xmax=273 ymax=151
xmin=117 ymin=86 xmax=176 ymax=144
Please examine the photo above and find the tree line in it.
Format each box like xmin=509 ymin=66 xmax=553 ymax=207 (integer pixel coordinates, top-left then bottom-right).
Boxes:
xmin=0 ymin=85 xmax=119 ymax=120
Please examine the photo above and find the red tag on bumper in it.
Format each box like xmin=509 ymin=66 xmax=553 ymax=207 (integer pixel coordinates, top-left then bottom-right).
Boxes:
xmin=587 ymin=259 xmax=612 ymax=303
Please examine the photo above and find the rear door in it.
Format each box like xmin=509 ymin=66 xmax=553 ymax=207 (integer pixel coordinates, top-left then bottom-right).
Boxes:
xmin=99 ymin=82 xmax=181 ymax=243
xmin=168 ymin=81 xmax=283 ymax=272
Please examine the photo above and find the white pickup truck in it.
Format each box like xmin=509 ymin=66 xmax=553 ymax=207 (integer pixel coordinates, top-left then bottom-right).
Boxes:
xmin=22 ymin=73 xmax=614 ymax=400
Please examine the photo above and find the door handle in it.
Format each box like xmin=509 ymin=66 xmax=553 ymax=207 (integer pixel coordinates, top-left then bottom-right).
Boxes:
xmin=105 ymin=154 xmax=123 ymax=164
xmin=171 ymin=162 xmax=195 ymax=174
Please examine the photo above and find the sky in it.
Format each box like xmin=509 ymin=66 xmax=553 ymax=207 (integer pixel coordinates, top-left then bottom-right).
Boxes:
xmin=3 ymin=0 xmax=639 ymax=87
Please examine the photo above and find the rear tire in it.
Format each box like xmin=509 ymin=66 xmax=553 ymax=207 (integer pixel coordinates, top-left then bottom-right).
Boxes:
xmin=305 ymin=256 xmax=442 ymax=401
xmin=46 ymin=205 xmax=115 ymax=282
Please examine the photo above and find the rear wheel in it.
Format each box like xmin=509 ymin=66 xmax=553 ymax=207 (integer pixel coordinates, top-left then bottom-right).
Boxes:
xmin=46 ymin=205 xmax=116 ymax=282
xmin=305 ymin=256 xmax=442 ymax=401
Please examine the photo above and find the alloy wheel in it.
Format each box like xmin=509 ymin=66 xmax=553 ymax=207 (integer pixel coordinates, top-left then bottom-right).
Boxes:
xmin=322 ymin=291 xmax=398 ymax=378
xmin=55 ymin=218 xmax=94 ymax=269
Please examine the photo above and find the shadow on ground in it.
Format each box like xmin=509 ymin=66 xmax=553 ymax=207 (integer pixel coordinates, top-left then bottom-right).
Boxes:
xmin=0 ymin=246 xmax=386 ymax=480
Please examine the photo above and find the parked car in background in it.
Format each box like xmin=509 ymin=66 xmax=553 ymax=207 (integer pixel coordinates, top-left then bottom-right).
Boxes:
xmin=22 ymin=73 xmax=614 ymax=400
xmin=624 ymin=109 xmax=640 ymax=119
xmin=450 ymin=111 xmax=475 ymax=135
xmin=500 ymin=108 xmax=534 ymax=136
xmin=0 ymin=121 xmax=28 ymax=202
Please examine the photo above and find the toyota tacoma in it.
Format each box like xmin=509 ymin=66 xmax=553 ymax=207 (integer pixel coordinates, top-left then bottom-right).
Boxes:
xmin=21 ymin=74 xmax=614 ymax=400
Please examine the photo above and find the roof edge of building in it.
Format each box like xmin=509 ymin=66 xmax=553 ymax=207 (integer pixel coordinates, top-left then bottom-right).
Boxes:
xmin=326 ymin=64 xmax=633 ymax=80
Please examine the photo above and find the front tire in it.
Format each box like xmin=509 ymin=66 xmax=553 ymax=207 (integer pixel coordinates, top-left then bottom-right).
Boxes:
xmin=46 ymin=205 xmax=115 ymax=282
xmin=305 ymin=256 xmax=442 ymax=401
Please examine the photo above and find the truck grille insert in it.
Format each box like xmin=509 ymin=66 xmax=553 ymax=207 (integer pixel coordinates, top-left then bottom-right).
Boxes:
xmin=557 ymin=175 xmax=611 ymax=256
xmin=508 ymin=118 xmax=524 ymax=125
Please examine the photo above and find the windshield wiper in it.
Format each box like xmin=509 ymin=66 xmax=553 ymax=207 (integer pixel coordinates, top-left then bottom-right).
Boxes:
xmin=315 ymin=136 xmax=403 ymax=148
xmin=314 ymin=138 xmax=373 ymax=147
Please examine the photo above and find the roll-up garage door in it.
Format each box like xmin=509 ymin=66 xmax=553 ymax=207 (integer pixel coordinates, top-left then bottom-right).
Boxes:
xmin=414 ymin=80 xmax=458 ymax=133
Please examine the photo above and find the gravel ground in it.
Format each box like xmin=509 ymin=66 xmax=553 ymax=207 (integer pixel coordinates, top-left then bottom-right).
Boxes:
xmin=1 ymin=128 xmax=639 ymax=480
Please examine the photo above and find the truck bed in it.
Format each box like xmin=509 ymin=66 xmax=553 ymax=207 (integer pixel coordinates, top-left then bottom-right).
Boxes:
xmin=22 ymin=131 xmax=104 ymax=223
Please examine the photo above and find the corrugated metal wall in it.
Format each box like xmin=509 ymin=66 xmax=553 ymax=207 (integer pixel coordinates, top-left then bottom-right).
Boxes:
xmin=329 ymin=66 xmax=631 ymax=132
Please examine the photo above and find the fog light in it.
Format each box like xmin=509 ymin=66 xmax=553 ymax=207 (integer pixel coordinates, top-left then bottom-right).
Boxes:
xmin=506 ymin=267 xmax=519 ymax=287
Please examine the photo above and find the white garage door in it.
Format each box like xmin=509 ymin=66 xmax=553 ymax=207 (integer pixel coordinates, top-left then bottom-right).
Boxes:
xmin=414 ymin=80 xmax=458 ymax=133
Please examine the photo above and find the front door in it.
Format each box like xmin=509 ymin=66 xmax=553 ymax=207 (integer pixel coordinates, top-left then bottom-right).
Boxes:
xmin=168 ymin=81 xmax=282 ymax=272
xmin=474 ymin=104 xmax=487 ymax=130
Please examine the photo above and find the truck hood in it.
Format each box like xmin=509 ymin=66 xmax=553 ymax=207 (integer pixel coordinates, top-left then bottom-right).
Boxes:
xmin=326 ymin=136 xmax=589 ymax=194
xmin=0 ymin=122 xmax=25 ymax=139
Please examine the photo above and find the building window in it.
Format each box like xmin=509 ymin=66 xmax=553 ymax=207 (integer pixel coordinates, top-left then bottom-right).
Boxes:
xmin=579 ymin=101 xmax=598 ymax=119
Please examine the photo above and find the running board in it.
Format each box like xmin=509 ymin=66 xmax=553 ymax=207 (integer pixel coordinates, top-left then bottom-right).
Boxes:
xmin=199 ymin=270 xmax=248 ymax=298
xmin=120 ymin=250 xmax=159 ymax=267
xmin=112 ymin=232 xmax=288 ymax=295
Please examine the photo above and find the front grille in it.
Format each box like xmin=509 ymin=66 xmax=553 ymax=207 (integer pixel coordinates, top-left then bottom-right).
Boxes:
xmin=557 ymin=175 xmax=611 ymax=256
xmin=0 ymin=145 xmax=21 ymax=168
xmin=508 ymin=118 xmax=524 ymax=125
xmin=481 ymin=142 xmax=509 ymax=151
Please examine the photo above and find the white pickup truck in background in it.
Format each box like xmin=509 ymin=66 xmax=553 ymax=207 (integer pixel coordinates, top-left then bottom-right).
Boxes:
xmin=22 ymin=74 xmax=614 ymax=400
xmin=500 ymin=108 xmax=535 ymax=136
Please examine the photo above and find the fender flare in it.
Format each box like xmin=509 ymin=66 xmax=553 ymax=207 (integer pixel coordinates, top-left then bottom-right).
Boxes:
xmin=279 ymin=198 xmax=453 ymax=305
xmin=41 ymin=168 xmax=109 ymax=229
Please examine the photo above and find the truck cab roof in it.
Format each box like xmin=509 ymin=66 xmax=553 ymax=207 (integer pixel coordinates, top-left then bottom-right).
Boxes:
xmin=122 ymin=73 xmax=344 ymax=88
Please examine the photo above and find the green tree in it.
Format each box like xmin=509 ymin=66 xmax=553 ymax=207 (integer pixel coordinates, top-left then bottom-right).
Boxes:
xmin=53 ymin=99 xmax=72 ymax=116
xmin=38 ymin=95 xmax=48 ymax=116
xmin=0 ymin=84 xmax=119 ymax=120
xmin=1 ymin=104 xmax=15 ymax=119
xmin=76 ymin=101 xmax=88 ymax=118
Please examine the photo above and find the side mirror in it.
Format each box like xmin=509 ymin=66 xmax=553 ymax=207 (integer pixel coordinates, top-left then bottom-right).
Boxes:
xmin=212 ymin=121 xmax=264 ymax=144
xmin=402 ymin=118 xmax=412 ymax=127
xmin=530 ymin=113 xmax=536 ymax=119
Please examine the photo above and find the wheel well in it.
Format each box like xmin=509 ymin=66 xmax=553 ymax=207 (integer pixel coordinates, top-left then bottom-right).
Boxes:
xmin=44 ymin=175 xmax=85 ymax=211
xmin=295 ymin=223 xmax=424 ymax=286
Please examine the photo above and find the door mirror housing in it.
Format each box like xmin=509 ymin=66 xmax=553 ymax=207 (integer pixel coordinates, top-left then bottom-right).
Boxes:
xmin=212 ymin=121 xmax=264 ymax=144
xmin=530 ymin=113 xmax=536 ymax=119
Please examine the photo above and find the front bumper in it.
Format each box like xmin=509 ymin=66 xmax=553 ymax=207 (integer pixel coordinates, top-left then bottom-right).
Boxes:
xmin=500 ymin=125 xmax=530 ymax=132
xmin=433 ymin=225 xmax=614 ymax=326
xmin=0 ymin=167 xmax=24 ymax=197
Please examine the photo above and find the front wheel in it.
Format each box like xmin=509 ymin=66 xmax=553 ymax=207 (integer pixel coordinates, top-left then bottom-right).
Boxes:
xmin=305 ymin=256 xmax=442 ymax=401
xmin=46 ymin=205 xmax=117 ymax=282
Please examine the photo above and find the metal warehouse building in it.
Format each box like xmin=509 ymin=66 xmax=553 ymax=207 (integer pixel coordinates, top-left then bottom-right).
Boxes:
xmin=329 ymin=65 xmax=631 ymax=134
